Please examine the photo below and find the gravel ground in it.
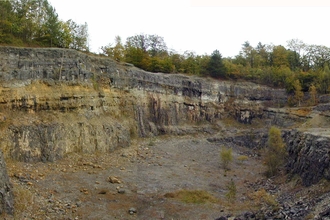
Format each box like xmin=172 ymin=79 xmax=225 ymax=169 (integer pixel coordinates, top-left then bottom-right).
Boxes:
xmin=6 ymin=134 xmax=268 ymax=220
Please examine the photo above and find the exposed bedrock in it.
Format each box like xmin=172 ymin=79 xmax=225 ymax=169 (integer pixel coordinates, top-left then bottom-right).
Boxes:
xmin=0 ymin=150 xmax=14 ymax=215
xmin=284 ymin=130 xmax=330 ymax=186
xmin=0 ymin=46 xmax=288 ymax=162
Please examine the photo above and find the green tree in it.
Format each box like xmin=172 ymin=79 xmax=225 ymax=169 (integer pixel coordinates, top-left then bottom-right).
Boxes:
xmin=170 ymin=52 xmax=184 ymax=73
xmin=293 ymin=79 xmax=304 ymax=106
xmin=101 ymin=35 xmax=125 ymax=61
xmin=255 ymin=42 xmax=269 ymax=67
xmin=265 ymin=126 xmax=286 ymax=177
xmin=317 ymin=64 xmax=330 ymax=94
xmin=223 ymin=58 xmax=241 ymax=79
xmin=308 ymin=84 xmax=317 ymax=105
xmin=42 ymin=0 xmax=61 ymax=47
xmin=182 ymin=51 xmax=200 ymax=75
xmin=147 ymin=34 xmax=167 ymax=57
xmin=207 ymin=50 xmax=226 ymax=78
xmin=287 ymin=38 xmax=305 ymax=70
xmin=271 ymin=45 xmax=289 ymax=67
xmin=126 ymin=34 xmax=149 ymax=52
xmin=58 ymin=20 xmax=73 ymax=48
xmin=241 ymin=41 xmax=257 ymax=68
xmin=124 ymin=45 xmax=149 ymax=69
xmin=74 ymin=22 xmax=89 ymax=51
xmin=287 ymin=50 xmax=301 ymax=71
xmin=0 ymin=0 xmax=16 ymax=44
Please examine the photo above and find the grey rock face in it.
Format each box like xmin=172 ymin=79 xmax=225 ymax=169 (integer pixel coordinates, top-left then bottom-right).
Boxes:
xmin=5 ymin=120 xmax=131 ymax=162
xmin=0 ymin=150 xmax=14 ymax=215
xmin=0 ymin=46 xmax=290 ymax=162
xmin=284 ymin=130 xmax=330 ymax=186
xmin=209 ymin=129 xmax=330 ymax=187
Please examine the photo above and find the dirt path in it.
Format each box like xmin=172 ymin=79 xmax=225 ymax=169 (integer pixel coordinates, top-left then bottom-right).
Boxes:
xmin=7 ymin=134 xmax=266 ymax=220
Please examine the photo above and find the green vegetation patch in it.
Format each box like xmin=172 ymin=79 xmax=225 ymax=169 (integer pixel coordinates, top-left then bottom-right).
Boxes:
xmin=164 ymin=189 xmax=218 ymax=204
xmin=220 ymin=146 xmax=233 ymax=170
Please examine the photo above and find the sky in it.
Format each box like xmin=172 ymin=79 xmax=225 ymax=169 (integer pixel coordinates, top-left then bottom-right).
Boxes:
xmin=48 ymin=0 xmax=330 ymax=58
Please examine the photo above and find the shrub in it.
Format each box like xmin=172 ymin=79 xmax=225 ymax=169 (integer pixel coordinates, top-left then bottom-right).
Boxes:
xmin=248 ymin=188 xmax=278 ymax=210
xmin=237 ymin=155 xmax=248 ymax=165
xmin=225 ymin=179 xmax=237 ymax=201
xmin=264 ymin=126 xmax=286 ymax=177
xmin=13 ymin=183 xmax=35 ymax=218
xmin=220 ymin=146 xmax=233 ymax=170
xmin=164 ymin=190 xmax=218 ymax=204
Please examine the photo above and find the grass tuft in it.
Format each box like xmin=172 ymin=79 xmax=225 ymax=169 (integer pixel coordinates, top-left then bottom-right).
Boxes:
xmin=164 ymin=189 xmax=218 ymax=204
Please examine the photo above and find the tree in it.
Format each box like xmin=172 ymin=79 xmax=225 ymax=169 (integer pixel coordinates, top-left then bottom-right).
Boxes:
xmin=317 ymin=64 xmax=330 ymax=94
xmin=293 ymin=79 xmax=304 ymax=106
xmin=147 ymin=34 xmax=167 ymax=57
xmin=74 ymin=22 xmax=89 ymax=51
xmin=286 ymin=38 xmax=305 ymax=70
xmin=271 ymin=45 xmax=289 ymax=67
xmin=126 ymin=34 xmax=149 ymax=52
xmin=0 ymin=0 xmax=89 ymax=49
xmin=241 ymin=41 xmax=257 ymax=68
xmin=182 ymin=51 xmax=200 ymax=75
xmin=58 ymin=20 xmax=73 ymax=48
xmin=287 ymin=39 xmax=305 ymax=56
xmin=124 ymin=45 xmax=148 ymax=69
xmin=287 ymin=50 xmax=301 ymax=71
xmin=42 ymin=1 xmax=61 ymax=47
xmin=265 ymin=126 xmax=286 ymax=177
xmin=308 ymin=84 xmax=317 ymax=105
xmin=223 ymin=58 xmax=241 ymax=79
xmin=170 ymin=52 xmax=184 ymax=73
xmin=207 ymin=50 xmax=226 ymax=78
xmin=101 ymin=35 xmax=125 ymax=61
xmin=255 ymin=42 xmax=269 ymax=67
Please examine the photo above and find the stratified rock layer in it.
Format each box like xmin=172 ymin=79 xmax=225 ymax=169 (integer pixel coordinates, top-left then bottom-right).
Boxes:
xmin=0 ymin=46 xmax=287 ymax=162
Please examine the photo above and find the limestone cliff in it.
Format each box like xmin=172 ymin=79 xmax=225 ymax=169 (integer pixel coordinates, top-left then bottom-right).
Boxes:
xmin=0 ymin=46 xmax=288 ymax=162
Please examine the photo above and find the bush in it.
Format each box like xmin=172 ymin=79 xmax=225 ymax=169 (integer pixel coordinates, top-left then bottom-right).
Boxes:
xmin=220 ymin=146 xmax=233 ymax=170
xmin=248 ymin=188 xmax=278 ymax=210
xmin=225 ymin=179 xmax=237 ymax=201
xmin=236 ymin=155 xmax=248 ymax=165
xmin=264 ymin=126 xmax=287 ymax=177
xmin=164 ymin=190 xmax=218 ymax=204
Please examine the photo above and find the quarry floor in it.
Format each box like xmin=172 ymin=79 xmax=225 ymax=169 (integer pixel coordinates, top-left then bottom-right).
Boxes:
xmin=5 ymin=133 xmax=329 ymax=220
xmin=5 ymin=134 xmax=268 ymax=220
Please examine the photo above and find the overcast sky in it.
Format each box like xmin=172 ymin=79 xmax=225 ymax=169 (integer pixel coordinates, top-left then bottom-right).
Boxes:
xmin=49 ymin=0 xmax=330 ymax=57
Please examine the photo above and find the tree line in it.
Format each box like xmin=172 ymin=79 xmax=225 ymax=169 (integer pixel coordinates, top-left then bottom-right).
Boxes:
xmin=101 ymin=34 xmax=226 ymax=79
xmin=101 ymin=36 xmax=330 ymax=99
xmin=0 ymin=0 xmax=89 ymax=50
